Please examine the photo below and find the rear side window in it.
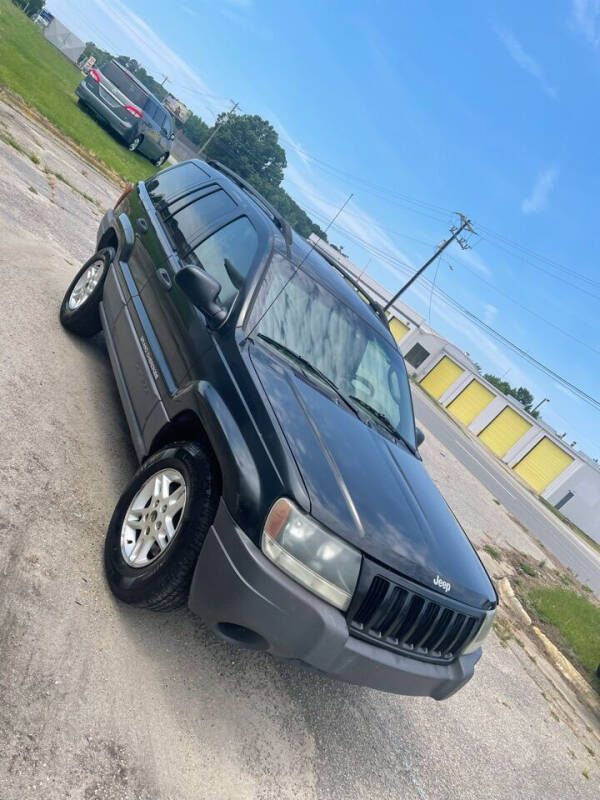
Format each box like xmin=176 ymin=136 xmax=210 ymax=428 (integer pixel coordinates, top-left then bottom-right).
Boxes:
xmin=164 ymin=189 xmax=236 ymax=256
xmin=191 ymin=217 xmax=259 ymax=308
xmin=146 ymin=162 xmax=210 ymax=206
xmin=100 ymin=61 xmax=149 ymax=109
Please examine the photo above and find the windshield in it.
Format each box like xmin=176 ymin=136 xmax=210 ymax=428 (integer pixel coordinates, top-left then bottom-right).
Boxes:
xmin=253 ymin=265 xmax=417 ymax=450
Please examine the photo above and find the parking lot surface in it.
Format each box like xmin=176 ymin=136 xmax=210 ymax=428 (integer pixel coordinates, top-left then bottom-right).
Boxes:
xmin=0 ymin=98 xmax=597 ymax=800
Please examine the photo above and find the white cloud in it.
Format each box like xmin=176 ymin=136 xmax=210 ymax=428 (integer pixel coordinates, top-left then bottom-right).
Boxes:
xmin=483 ymin=303 xmax=498 ymax=324
xmin=571 ymin=0 xmax=600 ymax=46
xmin=495 ymin=26 xmax=557 ymax=98
xmin=88 ymin=0 xmax=230 ymax=117
xmin=282 ymin=156 xmax=416 ymax=271
xmin=521 ymin=165 xmax=559 ymax=214
xmin=452 ymin=246 xmax=491 ymax=277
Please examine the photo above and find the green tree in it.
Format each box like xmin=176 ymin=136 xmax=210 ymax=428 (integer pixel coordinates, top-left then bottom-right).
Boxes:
xmin=182 ymin=113 xmax=210 ymax=146
xmin=484 ymin=374 xmax=540 ymax=418
xmin=13 ymin=0 xmax=45 ymax=17
xmin=204 ymin=113 xmax=287 ymax=194
xmin=79 ymin=41 xmax=112 ymax=68
xmin=264 ymin=184 xmax=328 ymax=240
xmin=203 ymin=112 xmax=326 ymax=239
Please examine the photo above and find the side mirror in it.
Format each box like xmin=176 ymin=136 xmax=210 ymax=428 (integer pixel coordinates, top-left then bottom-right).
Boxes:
xmin=415 ymin=427 xmax=425 ymax=447
xmin=176 ymin=265 xmax=226 ymax=328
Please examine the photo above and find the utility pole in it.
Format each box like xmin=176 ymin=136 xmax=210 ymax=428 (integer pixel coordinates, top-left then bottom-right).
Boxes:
xmin=159 ymin=74 xmax=170 ymax=87
xmin=200 ymin=100 xmax=239 ymax=153
xmin=531 ymin=397 xmax=550 ymax=414
xmin=383 ymin=214 xmax=475 ymax=312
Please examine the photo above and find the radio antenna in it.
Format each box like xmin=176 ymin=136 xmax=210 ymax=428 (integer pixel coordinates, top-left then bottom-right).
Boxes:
xmin=245 ymin=193 xmax=353 ymax=340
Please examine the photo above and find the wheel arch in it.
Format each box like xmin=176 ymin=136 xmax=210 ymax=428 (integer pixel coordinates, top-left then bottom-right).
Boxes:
xmin=146 ymin=386 xmax=263 ymax=519
xmin=147 ymin=410 xmax=223 ymax=500
xmin=97 ymin=227 xmax=119 ymax=253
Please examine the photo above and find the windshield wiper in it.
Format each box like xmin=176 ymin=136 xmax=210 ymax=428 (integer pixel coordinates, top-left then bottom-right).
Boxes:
xmin=348 ymin=395 xmax=416 ymax=454
xmin=256 ymin=334 xmax=359 ymax=417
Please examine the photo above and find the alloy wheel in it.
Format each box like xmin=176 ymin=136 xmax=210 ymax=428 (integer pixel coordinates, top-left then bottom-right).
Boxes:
xmin=68 ymin=260 xmax=104 ymax=310
xmin=120 ymin=468 xmax=187 ymax=568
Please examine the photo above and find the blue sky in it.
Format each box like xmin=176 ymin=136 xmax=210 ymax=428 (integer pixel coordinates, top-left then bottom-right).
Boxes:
xmin=50 ymin=0 xmax=600 ymax=458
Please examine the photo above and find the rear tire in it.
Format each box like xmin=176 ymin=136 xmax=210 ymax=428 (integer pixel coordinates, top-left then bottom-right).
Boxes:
xmin=59 ymin=248 xmax=113 ymax=337
xmin=104 ymin=442 xmax=219 ymax=611
xmin=153 ymin=152 xmax=168 ymax=167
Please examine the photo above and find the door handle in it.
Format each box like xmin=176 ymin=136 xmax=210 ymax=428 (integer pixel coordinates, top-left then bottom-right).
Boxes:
xmin=136 ymin=218 xmax=148 ymax=234
xmin=157 ymin=268 xmax=172 ymax=289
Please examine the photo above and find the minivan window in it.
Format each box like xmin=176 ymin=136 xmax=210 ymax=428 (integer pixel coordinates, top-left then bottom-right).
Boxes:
xmin=191 ymin=217 xmax=259 ymax=308
xmin=162 ymin=114 xmax=172 ymax=136
xmin=146 ymin=163 xmax=210 ymax=206
xmin=165 ymin=190 xmax=236 ymax=256
xmin=99 ymin=61 xmax=149 ymax=109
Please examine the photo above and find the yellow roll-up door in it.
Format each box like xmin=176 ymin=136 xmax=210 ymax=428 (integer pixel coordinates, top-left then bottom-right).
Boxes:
xmin=389 ymin=317 xmax=410 ymax=342
xmin=447 ymin=380 xmax=495 ymax=426
xmin=420 ymin=356 xmax=463 ymax=399
xmin=478 ymin=407 xmax=532 ymax=457
xmin=513 ymin=438 xmax=573 ymax=493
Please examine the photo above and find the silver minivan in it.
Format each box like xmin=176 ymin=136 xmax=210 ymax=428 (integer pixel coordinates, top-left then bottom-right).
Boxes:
xmin=76 ymin=59 xmax=174 ymax=166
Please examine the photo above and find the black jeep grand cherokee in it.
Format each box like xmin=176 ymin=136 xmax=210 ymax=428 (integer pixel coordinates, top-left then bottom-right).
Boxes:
xmin=60 ymin=159 xmax=496 ymax=699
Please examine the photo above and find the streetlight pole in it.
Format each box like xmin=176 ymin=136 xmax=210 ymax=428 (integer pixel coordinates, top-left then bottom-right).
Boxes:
xmin=531 ymin=397 xmax=550 ymax=414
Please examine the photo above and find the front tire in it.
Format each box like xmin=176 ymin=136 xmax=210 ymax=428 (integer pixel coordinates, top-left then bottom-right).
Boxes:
xmin=128 ymin=134 xmax=142 ymax=152
xmin=104 ymin=442 xmax=219 ymax=611
xmin=59 ymin=248 xmax=112 ymax=337
xmin=153 ymin=152 xmax=168 ymax=167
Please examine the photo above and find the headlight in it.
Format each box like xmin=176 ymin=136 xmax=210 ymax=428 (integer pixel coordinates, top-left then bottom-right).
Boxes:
xmin=462 ymin=608 xmax=496 ymax=654
xmin=261 ymin=498 xmax=361 ymax=611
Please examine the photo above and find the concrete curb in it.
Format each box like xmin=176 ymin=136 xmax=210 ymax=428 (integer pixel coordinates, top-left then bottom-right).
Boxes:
xmin=496 ymin=576 xmax=600 ymax=716
xmin=531 ymin=626 xmax=600 ymax=715
xmin=497 ymin=577 xmax=532 ymax=626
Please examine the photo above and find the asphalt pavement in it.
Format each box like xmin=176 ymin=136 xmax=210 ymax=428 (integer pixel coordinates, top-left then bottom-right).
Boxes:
xmin=412 ymin=389 xmax=600 ymax=595
xmin=0 ymin=96 xmax=598 ymax=800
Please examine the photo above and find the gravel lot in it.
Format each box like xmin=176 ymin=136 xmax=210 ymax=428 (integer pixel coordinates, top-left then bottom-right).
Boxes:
xmin=0 ymin=97 xmax=598 ymax=800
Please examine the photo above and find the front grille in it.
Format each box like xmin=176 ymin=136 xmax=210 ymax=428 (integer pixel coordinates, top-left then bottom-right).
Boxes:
xmin=347 ymin=569 xmax=482 ymax=663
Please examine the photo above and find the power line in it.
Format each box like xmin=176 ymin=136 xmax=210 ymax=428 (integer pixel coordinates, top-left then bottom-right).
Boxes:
xmin=285 ymin=178 xmax=600 ymax=301
xmin=383 ymin=214 xmax=475 ymax=311
xmin=303 ymin=207 xmax=600 ymax=412
xmin=275 ymin=133 xmax=599 ymax=290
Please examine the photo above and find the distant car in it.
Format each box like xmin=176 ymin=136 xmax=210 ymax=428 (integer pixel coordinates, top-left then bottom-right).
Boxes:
xmin=76 ymin=59 xmax=174 ymax=166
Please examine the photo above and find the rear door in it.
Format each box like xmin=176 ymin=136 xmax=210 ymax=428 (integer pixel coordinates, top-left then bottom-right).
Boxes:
xmin=94 ymin=60 xmax=150 ymax=129
xmin=159 ymin=110 xmax=173 ymax=155
xmin=140 ymin=185 xmax=245 ymax=391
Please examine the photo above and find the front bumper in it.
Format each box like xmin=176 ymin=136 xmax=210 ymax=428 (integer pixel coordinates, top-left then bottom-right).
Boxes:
xmin=188 ymin=500 xmax=480 ymax=699
xmin=76 ymin=82 xmax=133 ymax=138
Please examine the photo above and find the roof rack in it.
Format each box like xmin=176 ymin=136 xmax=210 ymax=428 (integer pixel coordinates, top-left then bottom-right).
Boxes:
xmin=207 ymin=160 xmax=293 ymax=246
xmin=312 ymin=246 xmax=391 ymax=330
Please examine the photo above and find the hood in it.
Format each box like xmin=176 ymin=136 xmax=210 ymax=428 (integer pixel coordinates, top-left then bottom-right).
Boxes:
xmin=250 ymin=345 xmax=496 ymax=609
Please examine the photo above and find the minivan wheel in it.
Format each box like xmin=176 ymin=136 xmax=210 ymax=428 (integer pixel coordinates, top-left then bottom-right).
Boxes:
xmin=104 ymin=442 xmax=219 ymax=611
xmin=59 ymin=248 xmax=113 ymax=337
xmin=153 ymin=152 xmax=168 ymax=167
xmin=128 ymin=134 xmax=142 ymax=152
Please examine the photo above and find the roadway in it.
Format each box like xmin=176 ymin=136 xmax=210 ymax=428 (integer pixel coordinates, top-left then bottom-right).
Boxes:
xmin=412 ymin=389 xmax=600 ymax=595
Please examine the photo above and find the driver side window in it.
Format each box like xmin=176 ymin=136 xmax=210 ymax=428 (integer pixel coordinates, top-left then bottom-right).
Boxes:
xmin=191 ymin=217 xmax=259 ymax=309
